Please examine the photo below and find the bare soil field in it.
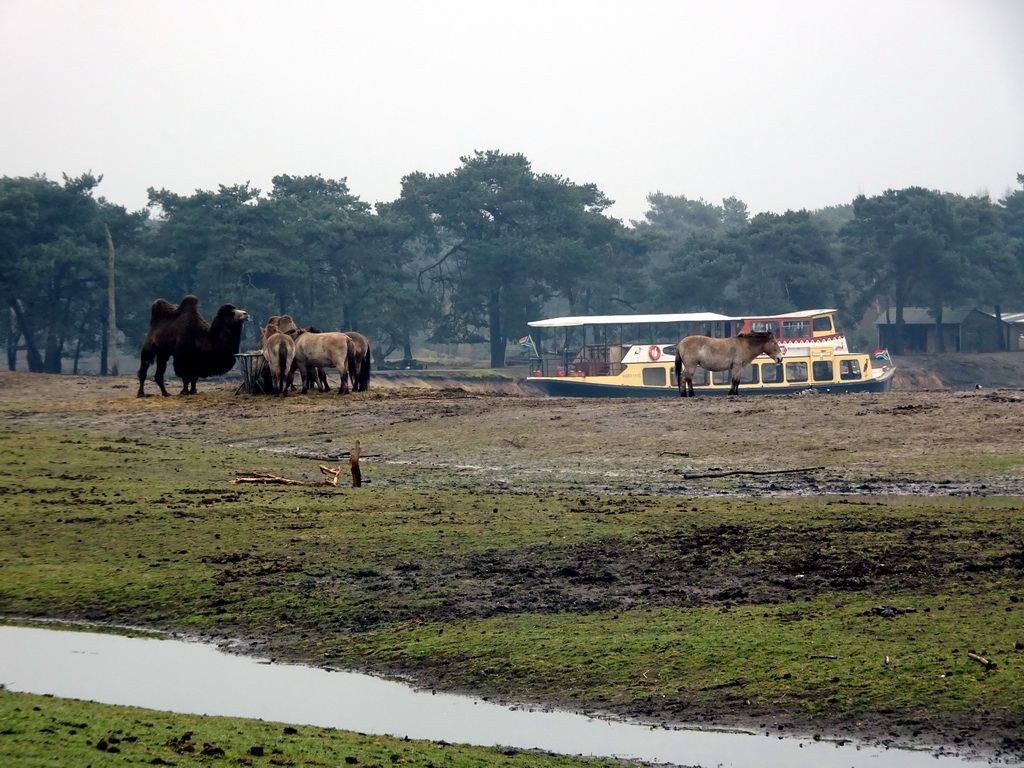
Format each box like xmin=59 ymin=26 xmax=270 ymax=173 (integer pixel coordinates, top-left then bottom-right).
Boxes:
xmin=4 ymin=353 xmax=1024 ymax=499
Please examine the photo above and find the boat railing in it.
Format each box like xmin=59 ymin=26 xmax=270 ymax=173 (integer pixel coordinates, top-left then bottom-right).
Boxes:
xmin=528 ymin=353 xmax=626 ymax=378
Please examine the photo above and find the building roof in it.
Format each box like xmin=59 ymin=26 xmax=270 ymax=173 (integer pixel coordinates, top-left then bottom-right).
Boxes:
xmin=874 ymin=307 xmax=1024 ymax=325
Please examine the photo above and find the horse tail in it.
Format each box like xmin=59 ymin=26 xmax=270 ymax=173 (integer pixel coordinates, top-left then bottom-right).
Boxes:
xmin=361 ymin=348 xmax=371 ymax=391
xmin=674 ymin=353 xmax=683 ymax=396
xmin=277 ymin=341 xmax=289 ymax=395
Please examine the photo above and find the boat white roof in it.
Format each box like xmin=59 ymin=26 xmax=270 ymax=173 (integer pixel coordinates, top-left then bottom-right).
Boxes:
xmin=528 ymin=309 xmax=837 ymax=328
xmin=528 ymin=312 xmax=734 ymax=328
xmin=743 ymin=308 xmax=837 ymax=320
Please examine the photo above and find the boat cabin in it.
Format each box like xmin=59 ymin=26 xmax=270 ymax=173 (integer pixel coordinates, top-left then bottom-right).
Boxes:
xmin=526 ymin=309 xmax=847 ymax=377
xmin=523 ymin=308 xmax=892 ymax=397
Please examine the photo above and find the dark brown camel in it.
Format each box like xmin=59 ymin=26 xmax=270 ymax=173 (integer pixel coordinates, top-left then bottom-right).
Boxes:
xmin=137 ymin=295 xmax=250 ymax=397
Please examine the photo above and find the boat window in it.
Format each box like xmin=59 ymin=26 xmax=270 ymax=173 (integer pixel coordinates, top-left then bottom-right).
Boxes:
xmin=812 ymin=315 xmax=834 ymax=334
xmin=811 ymin=360 xmax=833 ymax=381
xmin=642 ymin=367 xmax=667 ymax=387
xmin=839 ymin=359 xmax=861 ymax=380
xmin=781 ymin=320 xmax=811 ymax=339
xmin=690 ymin=368 xmax=710 ymax=386
xmin=785 ymin=361 xmax=808 ymax=383
xmin=760 ymin=362 xmax=783 ymax=383
xmin=751 ymin=320 xmax=780 ymax=335
xmin=712 ymin=370 xmax=731 ymax=385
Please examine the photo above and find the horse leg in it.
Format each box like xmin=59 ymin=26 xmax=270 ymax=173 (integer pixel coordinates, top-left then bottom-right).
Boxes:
xmin=729 ymin=374 xmax=740 ymax=396
xmin=336 ymin=359 xmax=350 ymax=395
xmin=684 ymin=374 xmax=695 ymax=397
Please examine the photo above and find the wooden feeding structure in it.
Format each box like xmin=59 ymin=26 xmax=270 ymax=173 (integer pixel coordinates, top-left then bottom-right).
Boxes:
xmin=234 ymin=351 xmax=271 ymax=395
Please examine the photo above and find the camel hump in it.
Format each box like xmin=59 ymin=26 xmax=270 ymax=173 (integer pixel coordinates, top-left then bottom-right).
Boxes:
xmin=177 ymin=295 xmax=201 ymax=316
xmin=149 ymin=298 xmax=179 ymax=324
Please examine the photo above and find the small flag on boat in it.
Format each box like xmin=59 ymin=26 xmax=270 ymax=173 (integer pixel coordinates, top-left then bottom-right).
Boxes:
xmin=874 ymin=349 xmax=891 ymax=362
xmin=518 ymin=335 xmax=538 ymax=356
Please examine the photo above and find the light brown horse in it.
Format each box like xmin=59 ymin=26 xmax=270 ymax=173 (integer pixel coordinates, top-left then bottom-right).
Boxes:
xmin=259 ymin=325 xmax=296 ymax=396
xmin=674 ymin=331 xmax=783 ymax=397
xmin=265 ymin=315 xmax=330 ymax=391
xmin=344 ymin=331 xmax=372 ymax=392
xmin=291 ymin=329 xmax=351 ymax=394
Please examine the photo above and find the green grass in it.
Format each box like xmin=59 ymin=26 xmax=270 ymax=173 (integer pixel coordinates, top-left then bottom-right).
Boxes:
xmin=335 ymin=596 xmax=1023 ymax=720
xmin=0 ymin=689 xmax=627 ymax=768
xmin=2 ymin=424 xmax=1023 ymax=745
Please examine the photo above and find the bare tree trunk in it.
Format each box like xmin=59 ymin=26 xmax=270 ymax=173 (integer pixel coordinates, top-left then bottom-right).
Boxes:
xmin=488 ymin=287 xmax=505 ymax=368
xmin=9 ymin=298 xmax=44 ymax=371
xmin=105 ymin=224 xmax=119 ymax=375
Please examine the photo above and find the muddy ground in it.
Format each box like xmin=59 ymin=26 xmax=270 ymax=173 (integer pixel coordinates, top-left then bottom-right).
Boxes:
xmin=5 ymin=353 xmax=1024 ymax=500
xmin=3 ymin=353 xmax=1024 ymax=764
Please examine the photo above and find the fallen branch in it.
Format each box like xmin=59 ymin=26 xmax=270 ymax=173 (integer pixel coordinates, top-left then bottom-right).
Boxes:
xmin=231 ymin=472 xmax=305 ymax=485
xmin=319 ymin=464 xmax=341 ymax=486
xmin=967 ymin=652 xmax=997 ymax=671
xmin=681 ymin=466 xmax=825 ymax=480
xmin=233 ymin=459 xmax=355 ymax=487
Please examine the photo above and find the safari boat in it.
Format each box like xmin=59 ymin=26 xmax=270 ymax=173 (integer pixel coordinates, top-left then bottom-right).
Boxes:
xmin=523 ymin=309 xmax=895 ymax=397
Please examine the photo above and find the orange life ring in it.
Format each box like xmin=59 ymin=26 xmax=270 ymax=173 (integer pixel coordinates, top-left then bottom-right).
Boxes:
xmin=648 ymin=345 xmax=662 ymax=361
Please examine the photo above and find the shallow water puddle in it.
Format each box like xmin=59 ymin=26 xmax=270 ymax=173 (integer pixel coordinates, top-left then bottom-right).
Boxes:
xmin=0 ymin=626 xmax=987 ymax=767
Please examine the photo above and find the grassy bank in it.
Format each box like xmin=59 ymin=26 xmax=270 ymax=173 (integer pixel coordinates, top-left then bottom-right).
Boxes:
xmin=0 ymin=689 xmax=626 ymax=768
xmin=2 ymin=422 xmax=1023 ymax=753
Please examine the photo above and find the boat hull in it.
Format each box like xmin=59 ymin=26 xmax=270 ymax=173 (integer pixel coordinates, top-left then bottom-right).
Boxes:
xmin=525 ymin=367 xmax=895 ymax=398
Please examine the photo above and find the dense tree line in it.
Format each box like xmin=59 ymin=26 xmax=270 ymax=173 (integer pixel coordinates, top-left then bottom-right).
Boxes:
xmin=2 ymin=158 xmax=1022 ymax=372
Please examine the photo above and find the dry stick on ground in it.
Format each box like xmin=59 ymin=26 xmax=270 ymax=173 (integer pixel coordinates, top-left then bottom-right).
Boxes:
xmin=231 ymin=472 xmax=305 ymax=485
xmin=233 ymin=466 xmax=343 ymax=486
xmin=967 ymin=652 xmax=997 ymax=670
xmin=681 ymin=466 xmax=825 ymax=480
xmin=319 ymin=465 xmax=341 ymax=486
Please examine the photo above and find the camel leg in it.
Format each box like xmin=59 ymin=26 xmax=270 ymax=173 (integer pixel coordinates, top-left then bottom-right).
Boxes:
xmin=153 ymin=355 xmax=172 ymax=397
xmin=137 ymin=358 xmax=152 ymax=397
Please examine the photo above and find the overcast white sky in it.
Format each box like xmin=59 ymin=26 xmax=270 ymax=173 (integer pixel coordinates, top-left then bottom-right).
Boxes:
xmin=2 ymin=0 xmax=1022 ymax=225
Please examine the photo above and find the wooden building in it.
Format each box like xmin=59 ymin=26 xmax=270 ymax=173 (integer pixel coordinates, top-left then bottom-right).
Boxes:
xmin=874 ymin=307 xmax=1024 ymax=353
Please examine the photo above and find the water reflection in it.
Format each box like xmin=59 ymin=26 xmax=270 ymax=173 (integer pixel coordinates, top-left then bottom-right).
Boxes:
xmin=0 ymin=626 xmax=987 ymax=767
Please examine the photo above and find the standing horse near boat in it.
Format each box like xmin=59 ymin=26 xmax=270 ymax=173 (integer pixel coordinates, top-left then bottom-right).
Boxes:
xmin=674 ymin=332 xmax=783 ymax=397
xmin=290 ymin=329 xmax=351 ymax=394
xmin=259 ymin=325 xmax=296 ymax=396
